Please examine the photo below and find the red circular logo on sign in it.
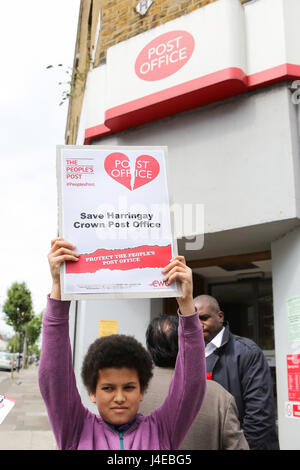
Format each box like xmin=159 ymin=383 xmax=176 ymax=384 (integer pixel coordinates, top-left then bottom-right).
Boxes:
xmin=135 ymin=30 xmax=195 ymax=81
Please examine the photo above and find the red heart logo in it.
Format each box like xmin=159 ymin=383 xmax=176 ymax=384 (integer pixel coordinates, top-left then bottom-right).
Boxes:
xmin=104 ymin=153 xmax=160 ymax=190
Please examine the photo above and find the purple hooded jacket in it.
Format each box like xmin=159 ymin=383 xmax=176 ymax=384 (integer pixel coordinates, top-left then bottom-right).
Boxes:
xmin=38 ymin=297 xmax=206 ymax=450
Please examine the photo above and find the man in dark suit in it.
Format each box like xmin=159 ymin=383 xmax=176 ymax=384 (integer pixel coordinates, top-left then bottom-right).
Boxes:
xmin=194 ymin=294 xmax=279 ymax=450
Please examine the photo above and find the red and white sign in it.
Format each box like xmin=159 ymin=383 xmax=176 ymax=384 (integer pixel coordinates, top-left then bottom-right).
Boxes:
xmin=135 ymin=30 xmax=195 ymax=81
xmin=0 ymin=395 xmax=15 ymax=425
xmin=293 ymin=404 xmax=300 ymax=418
xmin=57 ymin=145 xmax=180 ymax=299
xmin=287 ymin=354 xmax=300 ymax=402
xmin=104 ymin=152 xmax=160 ymax=190
xmin=84 ymin=0 xmax=300 ymax=144
xmin=285 ymin=402 xmax=300 ymax=419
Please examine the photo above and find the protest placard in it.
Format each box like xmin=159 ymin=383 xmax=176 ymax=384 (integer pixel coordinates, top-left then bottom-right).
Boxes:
xmin=57 ymin=145 xmax=181 ymax=299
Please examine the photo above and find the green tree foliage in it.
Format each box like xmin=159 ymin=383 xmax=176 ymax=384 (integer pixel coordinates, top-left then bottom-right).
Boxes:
xmin=7 ymin=313 xmax=42 ymax=356
xmin=26 ymin=312 xmax=42 ymax=354
xmin=31 ymin=344 xmax=41 ymax=360
xmin=7 ymin=334 xmax=19 ymax=353
xmin=3 ymin=282 xmax=34 ymax=333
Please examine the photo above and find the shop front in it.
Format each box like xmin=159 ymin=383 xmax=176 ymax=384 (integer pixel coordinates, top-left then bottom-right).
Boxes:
xmin=70 ymin=0 xmax=300 ymax=448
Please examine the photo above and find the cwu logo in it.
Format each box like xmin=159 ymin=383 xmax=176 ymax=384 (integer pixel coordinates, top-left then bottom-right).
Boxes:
xmin=151 ymin=279 xmax=169 ymax=288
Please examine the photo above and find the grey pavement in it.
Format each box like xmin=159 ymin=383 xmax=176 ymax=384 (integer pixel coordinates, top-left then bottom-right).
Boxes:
xmin=0 ymin=364 xmax=57 ymax=450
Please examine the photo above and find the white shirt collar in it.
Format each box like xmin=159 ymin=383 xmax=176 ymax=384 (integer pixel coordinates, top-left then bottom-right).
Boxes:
xmin=205 ymin=326 xmax=225 ymax=358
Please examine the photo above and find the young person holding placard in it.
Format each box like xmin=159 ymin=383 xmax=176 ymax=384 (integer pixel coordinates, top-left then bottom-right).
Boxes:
xmin=38 ymin=237 xmax=206 ymax=450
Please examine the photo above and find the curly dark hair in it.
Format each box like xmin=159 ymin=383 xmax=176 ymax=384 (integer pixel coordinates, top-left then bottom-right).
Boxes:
xmin=81 ymin=334 xmax=153 ymax=394
xmin=146 ymin=314 xmax=179 ymax=368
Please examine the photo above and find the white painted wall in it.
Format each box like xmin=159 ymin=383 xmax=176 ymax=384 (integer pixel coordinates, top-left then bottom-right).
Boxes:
xmin=85 ymin=66 xmax=106 ymax=131
xmin=288 ymin=88 xmax=300 ymax=220
xmin=96 ymin=83 xmax=299 ymax=236
xmin=245 ymin=0 xmax=300 ymax=75
xmin=272 ymin=226 xmax=300 ymax=449
xmin=283 ymin=0 xmax=300 ymax=65
xmin=245 ymin=0 xmax=286 ymax=75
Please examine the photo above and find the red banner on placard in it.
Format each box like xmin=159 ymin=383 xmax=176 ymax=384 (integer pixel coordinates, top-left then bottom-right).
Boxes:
xmin=66 ymin=244 xmax=172 ymax=274
xmin=287 ymin=354 xmax=300 ymax=402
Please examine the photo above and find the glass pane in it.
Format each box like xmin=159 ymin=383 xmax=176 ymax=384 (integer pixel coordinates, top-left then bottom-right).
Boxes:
xmin=258 ymin=279 xmax=274 ymax=350
xmin=209 ymin=278 xmax=275 ymax=350
xmin=209 ymin=281 xmax=255 ymax=341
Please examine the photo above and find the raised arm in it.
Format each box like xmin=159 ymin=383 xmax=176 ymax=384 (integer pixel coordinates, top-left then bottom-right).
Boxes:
xmin=38 ymin=238 xmax=84 ymax=450
xmin=153 ymin=256 xmax=206 ymax=449
xmin=48 ymin=237 xmax=80 ymax=299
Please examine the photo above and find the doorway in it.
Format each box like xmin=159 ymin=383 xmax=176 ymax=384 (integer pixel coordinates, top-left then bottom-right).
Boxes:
xmin=209 ymin=278 xmax=274 ymax=350
xmin=209 ymin=277 xmax=277 ymax=410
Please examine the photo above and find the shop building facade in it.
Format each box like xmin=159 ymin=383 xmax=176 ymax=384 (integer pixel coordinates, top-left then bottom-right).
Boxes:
xmin=65 ymin=0 xmax=300 ymax=449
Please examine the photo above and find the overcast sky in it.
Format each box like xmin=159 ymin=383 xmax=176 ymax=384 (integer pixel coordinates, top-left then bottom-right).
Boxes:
xmin=0 ymin=0 xmax=80 ymax=335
